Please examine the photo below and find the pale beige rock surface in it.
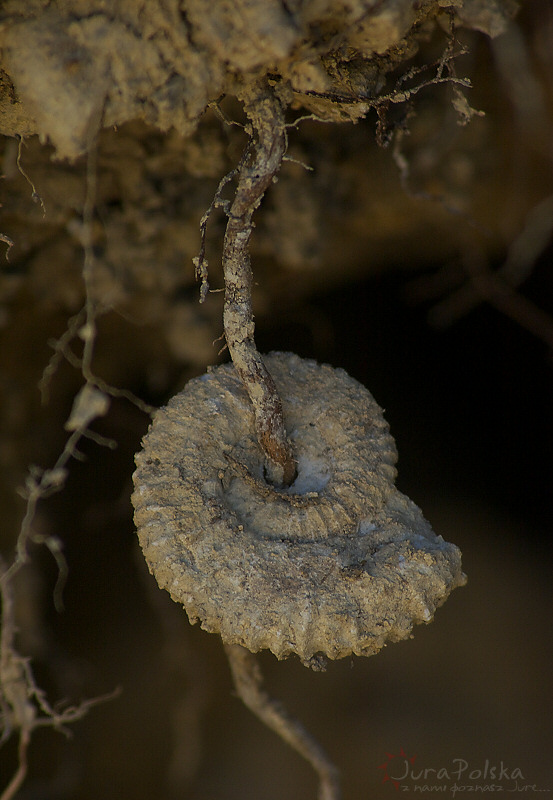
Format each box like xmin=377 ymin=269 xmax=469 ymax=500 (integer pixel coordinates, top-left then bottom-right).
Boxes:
xmin=0 ymin=0 xmax=517 ymax=158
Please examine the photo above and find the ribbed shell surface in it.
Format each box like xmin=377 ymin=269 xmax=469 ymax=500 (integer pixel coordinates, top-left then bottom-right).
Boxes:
xmin=132 ymin=352 xmax=465 ymax=665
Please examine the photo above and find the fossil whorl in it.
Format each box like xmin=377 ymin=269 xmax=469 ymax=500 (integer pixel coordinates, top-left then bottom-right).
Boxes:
xmin=132 ymin=352 xmax=465 ymax=666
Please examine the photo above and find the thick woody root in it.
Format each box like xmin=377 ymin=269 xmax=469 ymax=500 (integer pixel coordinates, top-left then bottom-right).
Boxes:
xmin=222 ymin=81 xmax=296 ymax=486
xmin=225 ymin=644 xmax=341 ymax=800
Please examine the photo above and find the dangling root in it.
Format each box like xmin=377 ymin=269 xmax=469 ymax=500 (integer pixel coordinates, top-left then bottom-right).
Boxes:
xmin=225 ymin=644 xmax=341 ymax=800
xmin=221 ymin=80 xmax=297 ymax=487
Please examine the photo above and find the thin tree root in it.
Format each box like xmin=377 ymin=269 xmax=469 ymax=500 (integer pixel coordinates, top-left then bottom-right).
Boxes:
xmin=225 ymin=644 xmax=341 ymax=800
xmin=221 ymin=80 xmax=296 ymax=487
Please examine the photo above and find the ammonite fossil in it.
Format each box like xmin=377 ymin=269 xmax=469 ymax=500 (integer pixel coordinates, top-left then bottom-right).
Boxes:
xmin=132 ymin=352 xmax=465 ymax=667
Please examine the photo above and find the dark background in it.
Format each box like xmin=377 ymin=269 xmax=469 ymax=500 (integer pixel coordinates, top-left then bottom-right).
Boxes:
xmin=2 ymin=256 xmax=551 ymax=800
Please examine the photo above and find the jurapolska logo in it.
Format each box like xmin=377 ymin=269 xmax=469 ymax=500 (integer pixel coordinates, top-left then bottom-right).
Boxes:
xmin=379 ymin=748 xmax=417 ymax=791
xmin=377 ymin=750 xmax=550 ymax=795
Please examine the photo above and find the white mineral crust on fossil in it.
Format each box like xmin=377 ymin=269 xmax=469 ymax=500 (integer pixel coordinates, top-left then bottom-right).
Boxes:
xmin=132 ymin=352 xmax=465 ymax=665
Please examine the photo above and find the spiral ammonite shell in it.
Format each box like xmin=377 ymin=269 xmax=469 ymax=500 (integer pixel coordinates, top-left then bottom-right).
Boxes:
xmin=132 ymin=352 xmax=465 ymax=666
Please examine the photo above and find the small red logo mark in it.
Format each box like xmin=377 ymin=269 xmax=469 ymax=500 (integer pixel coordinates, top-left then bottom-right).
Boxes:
xmin=378 ymin=747 xmax=417 ymax=790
